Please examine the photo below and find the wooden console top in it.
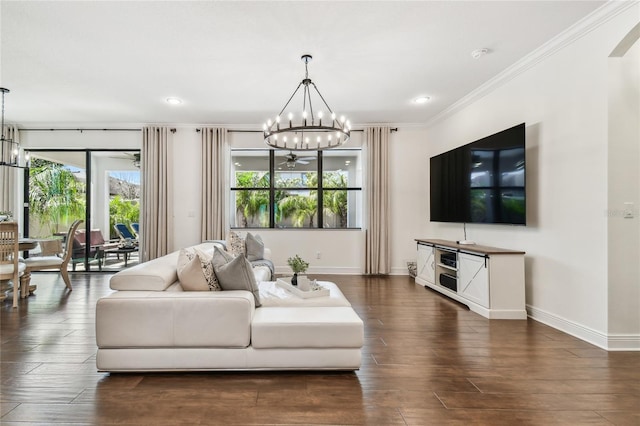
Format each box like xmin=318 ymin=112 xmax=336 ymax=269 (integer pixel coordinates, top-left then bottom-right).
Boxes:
xmin=415 ymin=239 xmax=525 ymax=255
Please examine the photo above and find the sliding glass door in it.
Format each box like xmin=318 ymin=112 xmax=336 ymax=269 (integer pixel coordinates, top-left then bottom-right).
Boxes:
xmin=24 ymin=149 xmax=140 ymax=272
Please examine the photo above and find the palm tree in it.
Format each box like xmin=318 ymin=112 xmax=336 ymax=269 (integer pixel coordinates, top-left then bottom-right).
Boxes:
xmin=29 ymin=159 xmax=86 ymax=237
xmin=235 ymin=172 xmax=269 ymax=227
xmin=322 ymin=173 xmax=348 ymax=228
xmin=278 ymin=192 xmax=318 ymax=227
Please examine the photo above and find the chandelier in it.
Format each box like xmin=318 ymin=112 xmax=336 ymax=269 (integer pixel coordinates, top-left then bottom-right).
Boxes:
xmin=0 ymin=88 xmax=26 ymax=168
xmin=263 ymin=54 xmax=351 ymax=151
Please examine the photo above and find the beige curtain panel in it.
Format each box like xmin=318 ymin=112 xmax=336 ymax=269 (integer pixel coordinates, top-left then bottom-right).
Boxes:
xmin=364 ymin=126 xmax=391 ymax=275
xmin=200 ymin=127 xmax=227 ymax=241
xmin=0 ymin=126 xmax=20 ymax=213
xmin=141 ymin=126 xmax=174 ymax=261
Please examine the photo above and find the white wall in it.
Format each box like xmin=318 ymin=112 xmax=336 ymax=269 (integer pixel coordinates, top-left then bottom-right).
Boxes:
xmin=608 ymin=31 xmax=640 ymax=344
xmin=171 ymin=127 xmax=202 ymax=249
xmin=388 ymin=126 xmax=431 ymax=274
xmin=421 ymin=4 xmax=639 ymax=349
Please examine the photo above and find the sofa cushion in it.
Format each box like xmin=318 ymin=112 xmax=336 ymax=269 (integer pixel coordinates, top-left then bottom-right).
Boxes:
xmin=214 ymin=253 xmax=262 ymax=307
xmin=245 ymin=233 xmax=264 ymax=261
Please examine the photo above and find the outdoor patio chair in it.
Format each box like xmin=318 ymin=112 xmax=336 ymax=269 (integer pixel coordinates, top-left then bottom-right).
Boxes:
xmin=114 ymin=223 xmax=137 ymax=241
xmin=71 ymin=230 xmax=106 ymax=271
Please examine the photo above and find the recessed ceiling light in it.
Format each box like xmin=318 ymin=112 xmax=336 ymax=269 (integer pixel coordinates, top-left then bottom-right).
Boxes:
xmin=413 ymin=96 xmax=431 ymax=104
xmin=166 ymin=97 xmax=183 ymax=105
xmin=471 ymin=48 xmax=489 ymax=59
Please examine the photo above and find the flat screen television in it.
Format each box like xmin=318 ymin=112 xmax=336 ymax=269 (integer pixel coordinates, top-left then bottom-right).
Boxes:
xmin=430 ymin=123 xmax=526 ymax=225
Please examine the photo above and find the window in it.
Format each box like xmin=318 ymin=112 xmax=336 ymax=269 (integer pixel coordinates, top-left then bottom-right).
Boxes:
xmin=230 ymin=149 xmax=362 ymax=229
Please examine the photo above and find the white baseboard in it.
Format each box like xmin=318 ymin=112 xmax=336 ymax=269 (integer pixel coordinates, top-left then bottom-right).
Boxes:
xmin=274 ymin=266 xmax=363 ymax=276
xmin=274 ymin=266 xmax=412 ymax=276
xmin=390 ymin=266 xmax=410 ymax=276
xmin=527 ymin=305 xmax=640 ymax=351
xmin=607 ymin=334 xmax=640 ymax=351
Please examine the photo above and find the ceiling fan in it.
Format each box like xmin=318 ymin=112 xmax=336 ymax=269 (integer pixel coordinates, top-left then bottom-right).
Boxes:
xmin=279 ymin=151 xmax=315 ymax=169
xmin=106 ymin=152 xmax=140 ymax=168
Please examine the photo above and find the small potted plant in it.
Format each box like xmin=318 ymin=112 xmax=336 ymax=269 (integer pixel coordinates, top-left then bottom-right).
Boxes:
xmin=287 ymin=254 xmax=309 ymax=286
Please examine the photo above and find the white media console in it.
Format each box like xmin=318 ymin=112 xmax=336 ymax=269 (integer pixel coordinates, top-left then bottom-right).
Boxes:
xmin=415 ymin=239 xmax=526 ymax=320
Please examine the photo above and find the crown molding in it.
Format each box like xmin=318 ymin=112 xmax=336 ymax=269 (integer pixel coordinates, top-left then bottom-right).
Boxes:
xmin=426 ymin=0 xmax=638 ymax=128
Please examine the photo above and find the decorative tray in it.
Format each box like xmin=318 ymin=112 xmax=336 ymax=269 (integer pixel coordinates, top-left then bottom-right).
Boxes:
xmin=276 ymin=277 xmax=330 ymax=299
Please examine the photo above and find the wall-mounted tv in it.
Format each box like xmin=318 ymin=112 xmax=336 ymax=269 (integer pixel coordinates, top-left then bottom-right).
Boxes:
xmin=430 ymin=123 xmax=526 ymax=225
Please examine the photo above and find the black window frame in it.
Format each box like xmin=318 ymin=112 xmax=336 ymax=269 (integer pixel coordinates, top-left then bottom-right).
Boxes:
xmin=230 ymin=149 xmax=362 ymax=229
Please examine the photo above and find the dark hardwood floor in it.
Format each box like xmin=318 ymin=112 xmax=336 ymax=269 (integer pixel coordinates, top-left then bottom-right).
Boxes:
xmin=1 ymin=273 xmax=639 ymax=425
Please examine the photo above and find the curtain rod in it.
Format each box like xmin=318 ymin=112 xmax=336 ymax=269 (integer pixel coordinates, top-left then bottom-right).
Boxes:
xmin=196 ymin=128 xmax=398 ymax=133
xmin=21 ymin=127 xmax=398 ymax=133
xmin=20 ymin=128 xmax=142 ymax=132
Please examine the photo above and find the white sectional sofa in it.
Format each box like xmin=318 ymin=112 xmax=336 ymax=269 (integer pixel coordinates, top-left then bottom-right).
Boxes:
xmin=95 ymin=242 xmax=364 ymax=372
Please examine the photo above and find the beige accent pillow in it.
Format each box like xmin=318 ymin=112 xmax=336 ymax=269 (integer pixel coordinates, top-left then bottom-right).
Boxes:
xmin=245 ymin=233 xmax=264 ymax=261
xmin=226 ymin=231 xmax=245 ymax=257
xmin=177 ymin=249 xmax=209 ymax=291
xmin=213 ymin=253 xmax=261 ymax=307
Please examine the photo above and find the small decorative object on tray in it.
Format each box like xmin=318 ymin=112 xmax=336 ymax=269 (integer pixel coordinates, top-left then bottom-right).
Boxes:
xmin=276 ymin=277 xmax=329 ymax=298
xmin=287 ymin=254 xmax=309 ymax=286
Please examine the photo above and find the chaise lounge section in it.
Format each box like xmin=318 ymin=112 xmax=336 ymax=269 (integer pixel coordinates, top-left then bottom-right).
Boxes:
xmin=95 ymin=242 xmax=364 ymax=372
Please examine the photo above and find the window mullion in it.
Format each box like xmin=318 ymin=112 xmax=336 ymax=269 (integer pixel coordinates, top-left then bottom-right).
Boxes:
xmin=318 ymin=150 xmax=323 ymax=229
xmin=269 ymin=150 xmax=275 ymax=228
